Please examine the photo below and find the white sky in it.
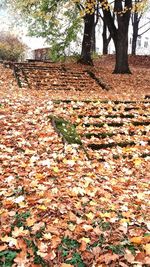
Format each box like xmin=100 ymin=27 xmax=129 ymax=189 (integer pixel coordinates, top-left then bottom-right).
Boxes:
xmin=0 ymin=9 xmax=47 ymax=50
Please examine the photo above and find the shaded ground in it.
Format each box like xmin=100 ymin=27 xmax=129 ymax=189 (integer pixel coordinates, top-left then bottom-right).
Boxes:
xmin=0 ymin=56 xmax=150 ymax=266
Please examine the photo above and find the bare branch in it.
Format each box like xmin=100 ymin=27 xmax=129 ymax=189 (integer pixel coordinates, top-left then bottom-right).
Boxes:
xmin=139 ymin=20 xmax=150 ymax=30
xmin=138 ymin=27 xmax=150 ymax=36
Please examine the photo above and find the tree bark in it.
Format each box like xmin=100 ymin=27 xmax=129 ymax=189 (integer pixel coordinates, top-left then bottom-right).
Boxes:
xmin=113 ymin=0 xmax=131 ymax=73
xmin=100 ymin=0 xmax=132 ymax=74
xmin=131 ymin=12 xmax=139 ymax=55
xmin=78 ymin=13 xmax=94 ymax=65
xmin=103 ymin=22 xmax=108 ymax=54
xmin=102 ymin=21 xmax=111 ymax=55
xmin=114 ymin=33 xmax=131 ymax=73
xmin=91 ymin=23 xmax=96 ymax=53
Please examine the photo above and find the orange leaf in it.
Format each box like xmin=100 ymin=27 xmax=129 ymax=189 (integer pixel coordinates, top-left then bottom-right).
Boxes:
xmin=26 ymin=217 xmax=37 ymax=227
xmin=143 ymin=236 xmax=150 ymax=244
xmin=0 ymin=245 xmax=7 ymax=251
xmin=35 ymin=173 xmax=44 ymax=180
xmin=51 ymin=236 xmax=61 ymax=249
xmin=130 ymin=236 xmax=143 ymax=244
xmin=68 ymin=211 xmax=77 ymax=222
xmin=79 ymin=240 xmax=87 ymax=251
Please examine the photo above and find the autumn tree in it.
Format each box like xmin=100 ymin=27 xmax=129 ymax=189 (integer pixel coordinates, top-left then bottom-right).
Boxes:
xmin=5 ymin=0 xmax=82 ymax=61
xmin=5 ymin=0 xmax=148 ymax=71
xmin=77 ymin=0 xmax=95 ymax=65
xmin=77 ymin=1 xmax=100 ymax=65
xmin=0 ymin=32 xmax=26 ymax=61
xmin=5 ymin=0 xmax=99 ymax=65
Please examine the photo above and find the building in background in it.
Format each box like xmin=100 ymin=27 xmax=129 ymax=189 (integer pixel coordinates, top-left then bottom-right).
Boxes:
xmin=33 ymin=47 xmax=51 ymax=60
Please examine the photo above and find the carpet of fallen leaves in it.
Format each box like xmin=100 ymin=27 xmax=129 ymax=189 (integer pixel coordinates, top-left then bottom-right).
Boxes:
xmin=0 ymin=56 xmax=150 ymax=267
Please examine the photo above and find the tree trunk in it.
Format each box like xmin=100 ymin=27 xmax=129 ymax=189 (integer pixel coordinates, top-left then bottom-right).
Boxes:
xmin=131 ymin=13 xmax=139 ymax=55
xmin=114 ymin=34 xmax=131 ymax=73
xmin=102 ymin=21 xmax=111 ymax=55
xmin=100 ymin=0 xmax=132 ymax=74
xmin=91 ymin=23 xmax=96 ymax=53
xmin=78 ymin=13 xmax=94 ymax=65
xmin=102 ymin=21 xmax=108 ymax=54
xmin=113 ymin=0 xmax=132 ymax=74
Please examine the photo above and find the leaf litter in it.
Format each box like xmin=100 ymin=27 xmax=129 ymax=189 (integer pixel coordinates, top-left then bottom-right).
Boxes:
xmin=0 ymin=56 xmax=150 ymax=266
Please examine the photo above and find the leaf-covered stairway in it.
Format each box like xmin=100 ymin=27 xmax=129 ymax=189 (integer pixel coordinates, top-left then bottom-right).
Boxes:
xmin=4 ymin=61 xmax=109 ymax=91
xmin=50 ymin=100 xmax=150 ymax=161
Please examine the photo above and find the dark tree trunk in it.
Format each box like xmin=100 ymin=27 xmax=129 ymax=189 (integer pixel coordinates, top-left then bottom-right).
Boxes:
xmin=78 ymin=13 xmax=94 ymax=65
xmin=102 ymin=21 xmax=111 ymax=55
xmin=103 ymin=22 xmax=108 ymax=54
xmin=113 ymin=0 xmax=132 ymax=73
xmin=100 ymin=0 xmax=132 ymax=74
xmin=131 ymin=12 xmax=139 ymax=55
xmin=91 ymin=24 xmax=96 ymax=53
xmin=114 ymin=33 xmax=131 ymax=73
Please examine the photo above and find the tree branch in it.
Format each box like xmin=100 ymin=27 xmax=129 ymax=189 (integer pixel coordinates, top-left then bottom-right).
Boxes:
xmin=139 ymin=20 xmax=150 ymax=30
xmin=138 ymin=27 xmax=150 ymax=36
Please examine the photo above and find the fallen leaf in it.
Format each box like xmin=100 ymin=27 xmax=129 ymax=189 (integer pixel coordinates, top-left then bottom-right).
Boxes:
xmin=79 ymin=240 xmax=87 ymax=251
xmin=124 ymin=249 xmax=135 ymax=263
xmin=12 ymin=226 xmax=29 ymax=237
xmin=60 ymin=264 xmax=74 ymax=267
xmin=130 ymin=236 xmax=143 ymax=244
xmin=0 ymin=244 xmax=7 ymax=251
xmin=82 ymin=224 xmax=93 ymax=231
xmin=79 ymin=237 xmax=91 ymax=244
xmin=51 ymin=236 xmax=61 ymax=249
xmin=144 ymin=244 xmax=150 ymax=255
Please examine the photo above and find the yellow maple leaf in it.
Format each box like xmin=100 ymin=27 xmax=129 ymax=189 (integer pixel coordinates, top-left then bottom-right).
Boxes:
xmin=133 ymin=158 xmax=142 ymax=167
xmin=100 ymin=212 xmax=112 ymax=218
xmin=86 ymin=212 xmax=95 ymax=220
xmin=53 ymin=167 xmax=59 ymax=173
xmin=144 ymin=244 xmax=150 ymax=255
xmin=68 ymin=223 xmax=76 ymax=231
xmin=37 ymin=205 xmax=47 ymax=211
xmin=89 ymin=200 xmax=97 ymax=206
